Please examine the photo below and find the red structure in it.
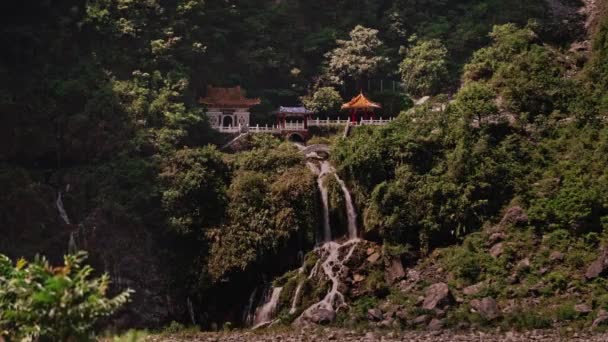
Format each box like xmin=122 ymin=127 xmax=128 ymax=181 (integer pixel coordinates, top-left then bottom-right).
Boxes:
xmin=341 ymin=92 xmax=382 ymax=123
xmin=274 ymin=106 xmax=314 ymax=129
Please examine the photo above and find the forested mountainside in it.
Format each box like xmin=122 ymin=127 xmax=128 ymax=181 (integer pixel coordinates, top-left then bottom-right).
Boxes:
xmin=2 ymin=0 xmax=608 ymax=339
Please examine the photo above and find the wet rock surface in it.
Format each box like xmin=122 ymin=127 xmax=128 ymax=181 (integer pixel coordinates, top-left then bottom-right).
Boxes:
xmin=147 ymin=328 xmax=608 ymax=342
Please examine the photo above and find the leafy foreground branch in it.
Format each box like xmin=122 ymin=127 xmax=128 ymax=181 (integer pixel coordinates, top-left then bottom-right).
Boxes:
xmin=0 ymin=251 xmax=132 ymax=341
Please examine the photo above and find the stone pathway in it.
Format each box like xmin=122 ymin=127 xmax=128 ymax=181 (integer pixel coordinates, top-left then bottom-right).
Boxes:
xmin=147 ymin=328 xmax=608 ymax=342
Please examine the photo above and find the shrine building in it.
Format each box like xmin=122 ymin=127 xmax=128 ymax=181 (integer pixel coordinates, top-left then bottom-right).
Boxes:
xmin=341 ymin=92 xmax=382 ymax=123
xmin=199 ymin=86 xmax=260 ymax=128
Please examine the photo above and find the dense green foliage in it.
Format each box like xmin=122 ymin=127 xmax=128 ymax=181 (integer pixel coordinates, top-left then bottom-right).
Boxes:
xmin=2 ymin=0 xmax=608 ymax=332
xmin=207 ymin=138 xmax=317 ymax=280
xmin=399 ymin=39 xmax=449 ymax=96
xmin=334 ymin=23 xmax=608 ymax=252
xmin=0 ymin=252 xmax=130 ymax=340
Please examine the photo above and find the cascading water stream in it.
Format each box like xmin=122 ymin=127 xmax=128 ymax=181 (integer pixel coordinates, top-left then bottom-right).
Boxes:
xmin=56 ymin=192 xmax=71 ymax=225
xmin=252 ymin=287 xmax=283 ymax=329
xmin=333 ymin=173 xmax=358 ymax=240
xmin=250 ymin=144 xmax=361 ymax=327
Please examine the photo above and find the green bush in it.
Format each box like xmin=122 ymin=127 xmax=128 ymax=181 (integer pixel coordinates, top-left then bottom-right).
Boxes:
xmin=503 ymin=310 xmax=552 ymax=330
xmin=0 ymin=252 xmax=131 ymax=341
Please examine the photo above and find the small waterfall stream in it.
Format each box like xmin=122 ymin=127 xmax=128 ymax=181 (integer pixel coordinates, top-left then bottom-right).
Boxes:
xmin=56 ymin=192 xmax=71 ymax=225
xmin=249 ymin=143 xmax=360 ymax=328
xmin=252 ymin=287 xmax=283 ymax=329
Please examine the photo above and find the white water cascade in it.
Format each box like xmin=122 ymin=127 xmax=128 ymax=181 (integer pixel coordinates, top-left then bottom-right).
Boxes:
xmin=252 ymin=286 xmax=283 ymax=329
xmin=56 ymin=192 xmax=71 ymax=225
xmin=333 ymin=172 xmax=358 ymax=240
xmin=249 ymin=144 xmax=361 ymax=328
xmin=295 ymin=149 xmax=361 ymax=323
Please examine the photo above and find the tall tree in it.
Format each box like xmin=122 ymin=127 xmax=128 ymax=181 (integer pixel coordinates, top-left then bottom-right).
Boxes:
xmin=323 ymin=25 xmax=389 ymax=88
xmin=399 ymin=39 xmax=448 ymax=97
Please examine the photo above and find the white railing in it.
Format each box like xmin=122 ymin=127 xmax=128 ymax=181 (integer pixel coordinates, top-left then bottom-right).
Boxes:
xmin=358 ymin=117 xmax=394 ymax=126
xmin=283 ymin=122 xmax=306 ymax=130
xmin=210 ymin=117 xmax=394 ymax=134
xmin=308 ymin=118 xmax=352 ymax=126
xmin=214 ymin=125 xmax=242 ymax=133
xmin=308 ymin=117 xmax=394 ymax=127
xmin=248 ymin=124 xmax=280 ymax=133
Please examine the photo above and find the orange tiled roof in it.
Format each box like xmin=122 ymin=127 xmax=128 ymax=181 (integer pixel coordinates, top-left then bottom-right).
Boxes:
xmin=199 ymin=86 xmax=261 ymax=108
xmin=341 ymin=92 xmax=382 ymax=110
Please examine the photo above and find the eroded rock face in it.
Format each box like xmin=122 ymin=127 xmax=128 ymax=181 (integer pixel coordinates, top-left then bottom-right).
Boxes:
xmin=422 ymin=283 xmax=452 ymax=310
xmin=593 ymin=309 xmax=608 ymax=327
xmin=585 ymin=247 xmax=608 ymax=280
xmin=73 ymin=208 xmax=171 ymax=329
xmin=385 ymin=257 xmax=405 ymax=285
xmin=499 ymin=206 xmax=529 ymax=226
xmin=470 ymin=297 xmax=500 ymax=320
xmin=489 ymin=242 xmax=504 ymax=258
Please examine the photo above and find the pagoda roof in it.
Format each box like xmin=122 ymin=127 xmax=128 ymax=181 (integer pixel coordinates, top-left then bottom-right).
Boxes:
xmin=341 ymin=92 xmax=382 ymax=110
xmin=276 ymin=106 xmax=314 ymax=115
xmin=199 ymin=86 xmax=261 ymax=108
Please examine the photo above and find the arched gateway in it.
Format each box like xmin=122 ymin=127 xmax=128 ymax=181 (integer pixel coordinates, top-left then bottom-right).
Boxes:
xmin=199 ymin=86 xmax=261 ymax=128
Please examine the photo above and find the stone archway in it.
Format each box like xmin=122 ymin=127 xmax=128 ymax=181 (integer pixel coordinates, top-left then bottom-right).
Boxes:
xmin=222 ymin=115 xmax=233 ymax=127
xmin=287 ymin=132 xmax=305 ymax=143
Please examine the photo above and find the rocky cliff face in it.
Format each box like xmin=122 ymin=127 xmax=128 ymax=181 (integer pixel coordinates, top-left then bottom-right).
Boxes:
xmin=0 ymin=166 xmax=173 ymax=329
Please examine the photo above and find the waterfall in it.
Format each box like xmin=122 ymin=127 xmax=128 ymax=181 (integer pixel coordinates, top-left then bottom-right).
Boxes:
xmin=68 ymin=232 xmax=77 ymax=254
xmin=56 ymin=192 xmax=70 ymax=225
xmin=243 ymin=287 xmax=258 ymax=326
xmin=290 ymin=283 xmax=304 ymax=315
xmin=295 ymin=240 xmax=358 ymax=323
xmin=187 ymin=297 xmax=196 ymax=326
xmin=252 ymin=286 xmax=283 ymax=328
xmin=333 ymin=173 xmax=358 ymax=239
xmin=249 ymin=143 xmax=361 ymax=328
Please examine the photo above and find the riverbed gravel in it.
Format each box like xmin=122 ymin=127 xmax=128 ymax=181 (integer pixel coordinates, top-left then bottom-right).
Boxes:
xmin=146 ymin=328 xmax=608 ymax=341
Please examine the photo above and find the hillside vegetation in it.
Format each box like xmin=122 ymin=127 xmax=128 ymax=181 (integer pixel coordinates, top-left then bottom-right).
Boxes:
xmin=2 ymin=0 xmax=608 ymax=337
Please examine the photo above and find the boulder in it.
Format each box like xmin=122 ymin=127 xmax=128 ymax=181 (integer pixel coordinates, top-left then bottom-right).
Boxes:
xmin=367 ymin=252 xmax=381 ymax=264
xmin=395 ymin=310 xmax=408 ymax=322
xmin=305 ymin=308 xmax=335 ymax=325
xmin=470 ymin=297 xmax=500 ymax=320
xmin=585 ymin=249 xmax=608 ymax=280
xmin=488 ymin=232 xmax=507 ymax=244
xmin=549 ymin=251 xmax=564 ymax=262
xmin=385 ymin=257 xmax=406 ymax=284
xmin=422 ymin=283 xmax=452 ymax=310
xmin=353 ymin=274 xmax=366 ymax=283
xmin=407 ymin=269 xmax=421 ymax=283
xmin=516 ymin=258 xmax=531 ymax=271
xmin=499 ymin=206 xmax=528 ymax=226
xmin=367 ymin=308 xmax=383 ymax=321
xmin=463 ymin=282 xmax=485 ymax=296
xmin=427 ymin=318 xmax=445 ymax=331
xmin=412 ymin=314 xmax=430 ymax=326
xmin=574 ymin=303 xmax=592 ymax=314
xmin=489 ymin=242 xmax=504 ymax=258
xmin=377 ymin=318 xmax=394 ymax=328
xmin=593 ymin=309 xmax=608 ymax=328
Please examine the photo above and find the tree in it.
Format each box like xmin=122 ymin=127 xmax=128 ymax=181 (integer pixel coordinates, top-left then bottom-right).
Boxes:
xmin=324 ymin=25 xmax=389 ymax=86
xmin=399 ymin=39 xmax=448 ymax=97
xmin=452 ymin=81 xmax=498 ymax=124
xmin=0 ymin=252 xmax=131 ymax=341
xmin=160 ymin=146 xmax=229 ymax=235
xmin=302 ymin=87 xmax=343 ymax=114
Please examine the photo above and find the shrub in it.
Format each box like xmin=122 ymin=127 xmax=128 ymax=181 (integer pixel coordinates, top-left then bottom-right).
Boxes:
xmin=503 ymin=310 xmax=552 ymax=330
xmin=0 ymin=252 xmax=131 ymax=341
